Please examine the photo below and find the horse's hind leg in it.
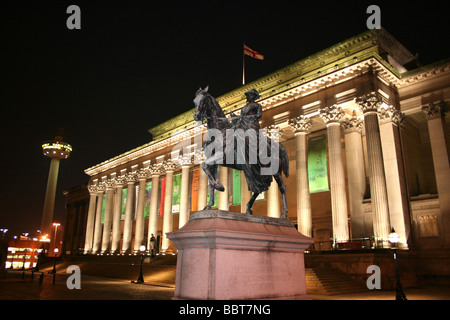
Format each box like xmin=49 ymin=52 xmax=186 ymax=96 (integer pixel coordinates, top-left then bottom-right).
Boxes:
xmin=246 ymin=192 xmax=260 ymax=215
xmin=274 ymin=173 xmax=288 ymax=219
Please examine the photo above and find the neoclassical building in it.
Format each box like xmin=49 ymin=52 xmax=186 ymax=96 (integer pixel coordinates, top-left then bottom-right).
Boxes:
xmin=80 ymin=28 xmax=450 ymax=257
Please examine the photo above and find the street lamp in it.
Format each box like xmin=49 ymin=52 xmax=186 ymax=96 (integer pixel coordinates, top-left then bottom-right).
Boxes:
xmin=52 ymin=223 xmax=60 ymax=254
xmin=135 ymin=243 xmax=146 ymax=284
xmin=52 ymin=248 xmax=59 ymax=274
xmin=388 ymin=228 xmax=407 ymax=300
xmin=35 ymin=248 xmax=43 ymax=272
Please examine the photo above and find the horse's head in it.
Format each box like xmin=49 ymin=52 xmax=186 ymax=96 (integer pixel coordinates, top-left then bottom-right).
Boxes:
xmin=193 ymin=86 xmax=209 ymax=122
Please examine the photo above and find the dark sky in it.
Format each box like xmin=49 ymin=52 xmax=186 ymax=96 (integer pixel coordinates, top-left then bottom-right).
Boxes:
xmin=1 ymin=1 xmax=449 ymax=236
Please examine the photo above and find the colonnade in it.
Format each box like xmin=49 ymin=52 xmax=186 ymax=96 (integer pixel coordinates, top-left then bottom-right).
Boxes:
xmin=84 ymin=93 xmax=449 ymax=253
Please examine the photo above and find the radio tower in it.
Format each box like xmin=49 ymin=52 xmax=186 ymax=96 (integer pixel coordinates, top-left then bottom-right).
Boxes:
xmin=40 ymin=129 xmax=72 ymax=238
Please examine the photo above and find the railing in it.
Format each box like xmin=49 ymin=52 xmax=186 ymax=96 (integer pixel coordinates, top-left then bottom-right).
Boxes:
xmin=306 ymin=237 xmax=395 ymax=253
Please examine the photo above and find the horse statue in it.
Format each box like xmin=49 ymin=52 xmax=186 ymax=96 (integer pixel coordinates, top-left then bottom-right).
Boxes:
xmin=193 ymin=86 xmax=290 ymax=219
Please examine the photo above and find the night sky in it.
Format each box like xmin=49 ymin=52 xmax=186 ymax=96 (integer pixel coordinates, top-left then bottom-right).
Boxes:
xmin=1 ymin=1 xmax=449 ymax=237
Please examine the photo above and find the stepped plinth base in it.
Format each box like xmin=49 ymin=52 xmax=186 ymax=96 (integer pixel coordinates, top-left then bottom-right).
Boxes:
xmin=167 ymin=210 xmax=314 ymax=300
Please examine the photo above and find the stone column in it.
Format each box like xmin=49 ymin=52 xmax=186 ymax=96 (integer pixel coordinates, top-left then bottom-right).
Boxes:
xmin=101 ymin=180 xmax=116 ymax=253
xmin=422 ymin=101 xmax=450 ymax=248
xmin=161 ymin=159 xmax=177 ymax=253
xmin=379 ymin=105 xmax=410 ymax=248
xmin=289 ymin=115 xmax=313 ymax=236
xmin=356 ymin=92 xmax=391 ymax=244
xmin=178 ymin=155 xmax=192 ymax=228
xmin=111 ymin=176 xmax=125 ymax=253
xmin=92 ymin=184 xmax=105 ymax=253
xmin=266 ymin=125 xmax=281 ymax=218
xmin=342 ymin=115 xmax=367 ymax=239
xmin=319 ymin=105 xmax=349 ymax=242
xmin=147 ymin=165 xmax=162 ymax=249
xmin=84 ymin=185 xmax=98 ymax=253
xmin=218 ymin=167 xmax=229 ymax=210
xmin=121 ymin=173 xmax=136 ymax=253
xmin=134 ymin=168 xmax=150 ymax=252
xmin=195 ymin=149 xmax=208 ymax=211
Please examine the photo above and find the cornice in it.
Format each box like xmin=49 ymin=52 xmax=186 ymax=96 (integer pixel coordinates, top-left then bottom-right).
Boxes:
xmin=148 ymin=29 xmax=391 ymax=142
xmin=85 ymin=29 xmax=413 ymax=177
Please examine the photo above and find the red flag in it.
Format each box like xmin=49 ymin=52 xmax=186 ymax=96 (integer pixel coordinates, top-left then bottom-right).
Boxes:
xmin=244 ymin=44 xmax=264 ymax=60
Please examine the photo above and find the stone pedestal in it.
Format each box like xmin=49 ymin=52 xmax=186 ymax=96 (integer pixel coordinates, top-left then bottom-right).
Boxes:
xmin=167 ymin=211 xmax=314 ymax=300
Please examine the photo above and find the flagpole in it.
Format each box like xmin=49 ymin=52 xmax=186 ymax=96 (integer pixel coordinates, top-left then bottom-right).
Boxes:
xmin=242 ymin=42 xmax=245 ymax=85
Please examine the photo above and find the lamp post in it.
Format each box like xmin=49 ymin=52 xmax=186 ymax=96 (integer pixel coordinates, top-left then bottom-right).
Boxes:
xmin=136 ymin=243 xmax=146 ymax=284
xmin=35 ymin=248 xmax=43 ymax=272
xmin=388 ymin=228 xmax=407 ymax=300
xmin=52 ymin=248 xmax=59 ymax=274
xmin=52 ymin=222 xmax=60 ymax=254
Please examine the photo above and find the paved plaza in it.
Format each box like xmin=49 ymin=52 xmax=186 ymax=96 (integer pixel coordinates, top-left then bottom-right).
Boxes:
xmin=1 ymin=268 xmax=450 ymax=300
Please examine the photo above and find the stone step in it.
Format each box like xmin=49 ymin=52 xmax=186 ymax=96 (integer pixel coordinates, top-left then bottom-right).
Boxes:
xmin=305 ymin=267 xmax=367 ymax=295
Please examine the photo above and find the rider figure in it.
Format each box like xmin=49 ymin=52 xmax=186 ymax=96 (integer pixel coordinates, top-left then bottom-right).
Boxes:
xmin=231 ymin=89 xmax=272 ymax=194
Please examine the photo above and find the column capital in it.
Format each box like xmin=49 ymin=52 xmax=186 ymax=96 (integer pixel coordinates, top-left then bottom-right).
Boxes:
xmin=356 ymin=92 xmax=383 ymax=114
xmin=88 ymin=185 xmax=98 ymax=195
xmin=151 ymin=164 xmax=164 ymax=176
xmin=319 ymin=105 xmax=344 ymax=125
xmin=265 ymin=125 xmax=280 ymax=141
xmin=342 ymin=116 xmax=363 ymax=134
xmin=96 ymin=183 xmax=105 ymax=193
xmin=105 ymin=179 xmax=116 ymax=191
xmin=125 ymin=173 xmax=137 ymax=184
xmin=194 ymin=148 xmax=206 ymax=164
xmin=379 ymin=105 xmax=405 ymax=126
xmin=177 ymin=155 xmax=193 ymax=167
xmin=114 ymin=176 xmax=127 ymax=187
xmin=289 ymin=115 xmax=312 ymax=134
xmin=162 ymin=159 xmax=178 ymax=173
xmin=136 ymin=168 xmax=151 ymax=181
xmin=422 ymin=101 xmax=446 ymax=120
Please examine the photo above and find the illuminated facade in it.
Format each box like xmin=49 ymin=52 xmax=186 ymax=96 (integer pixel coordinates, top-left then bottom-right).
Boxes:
xmin=81 ymin=28 xmax=450 ymax=259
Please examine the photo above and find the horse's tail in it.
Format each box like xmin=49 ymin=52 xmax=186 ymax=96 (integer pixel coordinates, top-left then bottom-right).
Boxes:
xmin=280 ymin=143 xmax=289 ymax=178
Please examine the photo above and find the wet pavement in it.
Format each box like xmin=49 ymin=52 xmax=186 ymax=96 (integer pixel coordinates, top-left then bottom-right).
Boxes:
xmin=1 ymin=269 xmax=450 ymax=300
xmin=0 ymin=270 xmax=174 ymax=300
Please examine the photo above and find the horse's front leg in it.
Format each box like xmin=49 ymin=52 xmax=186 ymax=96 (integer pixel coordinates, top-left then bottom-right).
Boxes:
xmin=274 ymin=173 xmax=288 ymax=219
xmin=202 ymin=162 xmax=218 ymax=210
xmin=203 ymin=156 xmax=225 ymax=192
xmin=246 ymin=192 xmax=260 ymax=215
xmin=203 ymin=183 xmax=216 ymax=210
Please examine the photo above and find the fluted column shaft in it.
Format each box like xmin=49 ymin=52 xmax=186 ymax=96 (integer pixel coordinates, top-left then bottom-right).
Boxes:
xmin=422 ymin=101 xmax=450 ymax=248
xmin=111 ymin=178 xmax=125 ymax=253
xmin=84 ymin=186 xmax=98 ymax=253
xmin=343 ymin=116 xmax=366 ymax=238
xmin=101 ymin=182 xmax=116 ymax=252
xmin=218 ymin=167 xmax=229 ymax=210
xmin=289 ymin=116 xmax=312 ymax=236
xmin=179 ymin=159 xmax=191 ymax=228
xmin=195 ymin=150 xmax=208 ymax=211
xmin=122 ymin=175 xmax=136 ymax=253
xmin=357 ymin=93 xmax=391 ymax=243
xmin=379 ymin=106 xmax=410 ymax=248
xmin=147 ymin=168 xmax=161 ymax=248
xmin=92 ymin=186 xmax=105 ymax=253
xmin=161 ymin=160 xmax=177 ymax=253
xmin=320 ymin=106 xmax=349 ymax=242
xmin=134 ymin=169 xmax=149 ymax=251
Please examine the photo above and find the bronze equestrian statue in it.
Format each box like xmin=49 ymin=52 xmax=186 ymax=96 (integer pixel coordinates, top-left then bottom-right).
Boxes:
xmin=193 ymin=86 xmax=289 ymax=219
